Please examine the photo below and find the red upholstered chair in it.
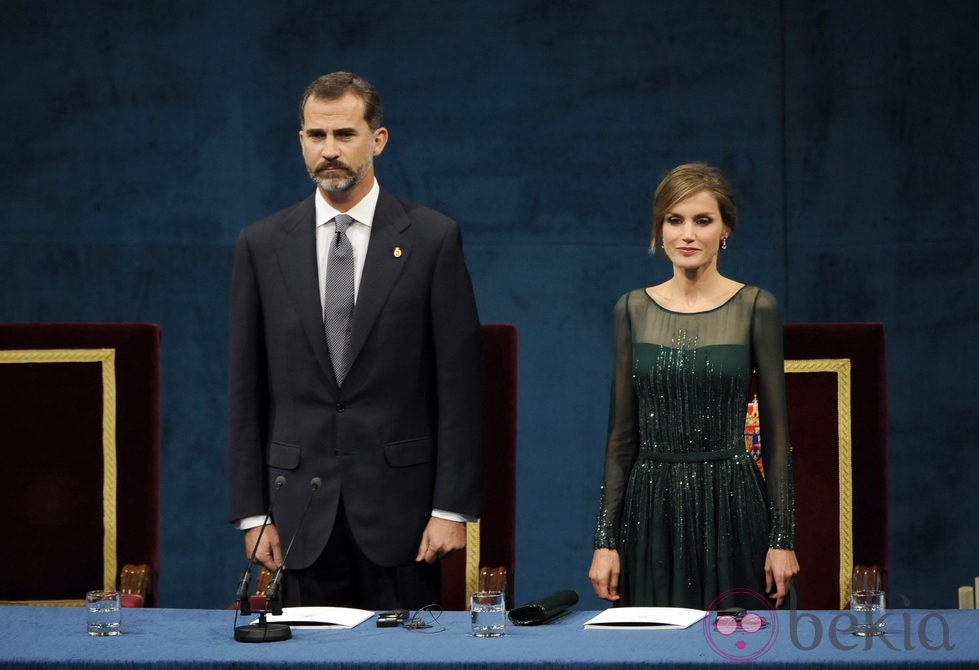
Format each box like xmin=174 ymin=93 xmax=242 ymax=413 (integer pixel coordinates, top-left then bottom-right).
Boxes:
xmin=0 ymin=324 xmax=160 ymax=607
xmin=781 ymin=323 xmax=888 ymax=609
xmin=119 ymin=563 xmax=151 ymax=608
xmin=440 ymin=324 xmax=518 ymax=610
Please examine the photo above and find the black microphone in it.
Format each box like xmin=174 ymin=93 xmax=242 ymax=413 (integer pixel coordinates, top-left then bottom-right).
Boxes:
xmin=264 ymin=476 xmax=321 ymax=606
xmin=235 ymin=475 xmax=286 ymax=616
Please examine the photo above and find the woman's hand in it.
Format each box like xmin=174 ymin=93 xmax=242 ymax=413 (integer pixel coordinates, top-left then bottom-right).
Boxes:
xmin=589 ymin=548 xmax=622 ymax=601
xmin=765 ymin=548 xmax=800 ymax=607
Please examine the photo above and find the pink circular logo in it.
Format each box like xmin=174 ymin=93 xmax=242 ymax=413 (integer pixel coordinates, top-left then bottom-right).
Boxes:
xmin=701 ymin=589 xmax=778 ymax=661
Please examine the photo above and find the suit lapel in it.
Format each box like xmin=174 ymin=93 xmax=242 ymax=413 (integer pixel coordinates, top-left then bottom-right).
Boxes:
xmin=274 ymin=195 xmax=336 ymax=383
xmin=347 ymin=189 xmax=410 ymax=371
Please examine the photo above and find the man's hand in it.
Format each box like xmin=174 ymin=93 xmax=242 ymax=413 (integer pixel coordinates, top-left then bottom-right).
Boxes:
xmin=244 ymin=523 xmax=282 ymax=572
xmin=415 ymin=517 xmax=466 ymax=563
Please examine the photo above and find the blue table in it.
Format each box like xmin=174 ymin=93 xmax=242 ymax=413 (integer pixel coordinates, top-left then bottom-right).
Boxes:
xmin=1 ymin=606 xmax=977 ymax=668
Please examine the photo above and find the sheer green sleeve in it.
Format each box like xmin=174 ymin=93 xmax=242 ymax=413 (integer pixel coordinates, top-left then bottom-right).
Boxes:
xmin=594 ymin=292 xmax=640 ymax=549
xmin=751 ymin=289 xmax=795 ymax=549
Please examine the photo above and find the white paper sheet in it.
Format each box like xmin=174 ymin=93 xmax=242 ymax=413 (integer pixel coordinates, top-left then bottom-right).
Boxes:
xmin=584 ymin=606 xmax=707 ymax=630
xmin=253 ymin=606 xmax=375 ymax=629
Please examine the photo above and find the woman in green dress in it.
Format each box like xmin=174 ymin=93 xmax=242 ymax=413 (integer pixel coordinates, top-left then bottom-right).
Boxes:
xmin=589 ymin=163 xmax=800 ymax=609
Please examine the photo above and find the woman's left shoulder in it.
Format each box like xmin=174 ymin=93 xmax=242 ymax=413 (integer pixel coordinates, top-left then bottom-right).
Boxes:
xmin=739 ymin=284 xmax=778 ymax=304
xmin=738 ymin=286 xmax=783 ymax=321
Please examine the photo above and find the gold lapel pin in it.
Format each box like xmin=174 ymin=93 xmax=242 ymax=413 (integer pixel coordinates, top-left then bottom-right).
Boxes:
xmin=393 ymin=246 xmax=403 ymax=258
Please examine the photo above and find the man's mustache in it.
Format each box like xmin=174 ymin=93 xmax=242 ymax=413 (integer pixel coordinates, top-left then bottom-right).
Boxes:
xmin=316 ymin=161 xmax=351 ymax=173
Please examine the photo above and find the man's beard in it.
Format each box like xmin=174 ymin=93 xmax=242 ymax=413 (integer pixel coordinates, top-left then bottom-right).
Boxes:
xmin=308 ymin=157 xmax=372 ymax=193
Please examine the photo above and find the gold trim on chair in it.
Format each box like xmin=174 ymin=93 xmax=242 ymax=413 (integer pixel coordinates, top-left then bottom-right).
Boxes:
xmin=785 ymin=358 xmax=852 ymax=609
xmin=0 ymin=348 xmax=117 ymax=606
xmin=465 ymin=520 xmax=481 ymax=606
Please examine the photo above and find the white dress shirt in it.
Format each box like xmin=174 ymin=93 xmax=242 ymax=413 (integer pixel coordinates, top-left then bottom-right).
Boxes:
xmin=315 ymin=179 xmax=379 ymax=309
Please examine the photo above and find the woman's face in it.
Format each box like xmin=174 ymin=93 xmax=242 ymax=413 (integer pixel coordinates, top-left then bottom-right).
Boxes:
xmin=660 ymin=190 xmax=731 ymax=271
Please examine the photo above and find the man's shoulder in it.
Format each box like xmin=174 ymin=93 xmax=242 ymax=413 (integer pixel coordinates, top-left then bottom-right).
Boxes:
xmin=378 ymin=188 xmax=456 ymax=230
xmin=244 ymin=195 xmax=315 ymax=235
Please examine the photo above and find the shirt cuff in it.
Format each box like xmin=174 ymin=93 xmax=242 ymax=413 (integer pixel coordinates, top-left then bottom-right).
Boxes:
xmin=432 ymin=509 xmax=478 ymax=523
xmin=235 ymin=515 xmax=269 ymax=531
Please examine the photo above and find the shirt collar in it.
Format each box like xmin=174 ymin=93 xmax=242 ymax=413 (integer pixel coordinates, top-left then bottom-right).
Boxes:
xmin=315 ymin=178 xmax=380 ymax=228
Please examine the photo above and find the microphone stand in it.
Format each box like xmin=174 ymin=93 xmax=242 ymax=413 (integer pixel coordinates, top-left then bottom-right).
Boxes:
xmin=234 ymin=477 xmax=321 ymax=643
xmin=234 ymin=573 xmax=292 ymax=643
xmin=234 ymin=608 xmax=291 ymax=643
xmin=233 ymin=476 xmax=292 ymax=643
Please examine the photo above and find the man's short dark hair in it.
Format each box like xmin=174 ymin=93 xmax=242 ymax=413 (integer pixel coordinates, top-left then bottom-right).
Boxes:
xmin=299 ymin=72 xmax=383 ymax=130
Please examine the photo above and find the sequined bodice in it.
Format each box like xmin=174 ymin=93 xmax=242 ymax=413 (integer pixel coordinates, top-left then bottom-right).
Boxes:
xmin=635 ymin=339 xmax=750 ymax=456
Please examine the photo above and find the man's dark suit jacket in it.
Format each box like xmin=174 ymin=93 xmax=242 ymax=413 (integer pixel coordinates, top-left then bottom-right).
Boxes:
xmin=227 ymin=188 xmax=485 ymax=570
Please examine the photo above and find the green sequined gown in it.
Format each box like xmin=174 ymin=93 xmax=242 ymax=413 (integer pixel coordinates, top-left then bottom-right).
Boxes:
xmin=594 ymin=285 xmax=794 ymax=609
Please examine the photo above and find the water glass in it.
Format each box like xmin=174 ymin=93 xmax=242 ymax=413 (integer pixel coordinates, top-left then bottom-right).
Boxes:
xmin=86 ymin=590 xmax=122 ymax=636
xmin=470 ymin=591 xmax=505 ymax=637
xmin=850 ymin=589 xmax=885 ymax=637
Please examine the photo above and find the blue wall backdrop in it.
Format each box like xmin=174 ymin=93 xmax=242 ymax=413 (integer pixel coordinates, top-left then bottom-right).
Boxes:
xmin=2 ymin=0 xmax=977 ymax=610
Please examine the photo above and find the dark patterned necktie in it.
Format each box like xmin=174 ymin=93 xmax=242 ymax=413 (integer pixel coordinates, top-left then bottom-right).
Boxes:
xmin=324 ymin=214 xmax=354 ymax=385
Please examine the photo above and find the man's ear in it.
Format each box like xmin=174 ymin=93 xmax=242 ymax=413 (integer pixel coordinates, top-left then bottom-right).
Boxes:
xmin=372 ymin=127 xmax=389 ymax=156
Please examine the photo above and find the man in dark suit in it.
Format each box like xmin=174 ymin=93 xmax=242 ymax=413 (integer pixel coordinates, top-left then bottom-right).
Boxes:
xmin=227 ymin=72 xmax=485 ymax=610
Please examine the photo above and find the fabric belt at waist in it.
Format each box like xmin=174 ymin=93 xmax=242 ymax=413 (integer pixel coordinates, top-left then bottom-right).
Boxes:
xmin=643 ymin=446 xmax=745 ymax=462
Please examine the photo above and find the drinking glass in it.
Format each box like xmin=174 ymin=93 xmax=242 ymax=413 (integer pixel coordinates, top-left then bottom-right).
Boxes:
xmin=470 ymin=591 xmax=505 ymax=637
xmin=850 ymin=565 xmax=885 ymax=637
xmin=86 ymin=590 xmax=122 ymax=636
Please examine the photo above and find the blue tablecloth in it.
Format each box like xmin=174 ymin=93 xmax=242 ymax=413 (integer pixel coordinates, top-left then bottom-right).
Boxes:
xmin=1 ymin=606 xmax=977 ymax=668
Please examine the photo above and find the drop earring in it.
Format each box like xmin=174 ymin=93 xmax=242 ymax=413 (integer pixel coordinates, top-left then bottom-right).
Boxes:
xmin=721 ymin=237 xmax=728 ymax=250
